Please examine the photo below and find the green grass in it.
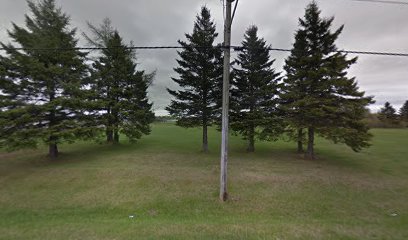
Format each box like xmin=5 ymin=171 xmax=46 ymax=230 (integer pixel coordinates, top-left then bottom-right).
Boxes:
xmin=0 ymin=124 xmax=407 ymax=239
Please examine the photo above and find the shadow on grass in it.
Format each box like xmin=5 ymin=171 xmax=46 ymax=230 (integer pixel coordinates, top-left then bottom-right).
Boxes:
xmin=1 ymin=124 xmax=394 ymax=174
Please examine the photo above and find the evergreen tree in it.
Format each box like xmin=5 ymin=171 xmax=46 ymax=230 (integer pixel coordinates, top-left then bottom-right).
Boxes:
xmin=88 ymin=27 xmax=155 ymax=144
xmin=166 ymin=6 xmax=223 ymax=152
xmin=281 ymin=1 xmax=374 ymax=159
xmin=378 ymin=101 xmax=398 ymax=125
xmin=0 ymin=63 xmax=20 ymax=113
xmin=0 ymin=0 xmax=91 ymax=159
xmin=280 ymin=23 xmax=310 ymax=154
xmin=83 ymin=18 xmax=115 ymax=49
xmin=379 ymin=102 xmax=397 ymax=120
xmin=398 ymin=100 xmax=408 ymax=122
xmin=230 ymin=26 xmax=282 ymax=152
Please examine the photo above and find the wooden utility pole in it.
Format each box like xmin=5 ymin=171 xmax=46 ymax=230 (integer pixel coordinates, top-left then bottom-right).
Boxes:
xmin=220 ymin=0 xmax=234 ymax=202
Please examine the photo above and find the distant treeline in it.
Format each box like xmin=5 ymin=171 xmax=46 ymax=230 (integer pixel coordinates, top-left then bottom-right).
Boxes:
xmin=365 ymin=101 xmax=408 ymax=128
xmin=154 ymin=116 xmax=176 ymax=123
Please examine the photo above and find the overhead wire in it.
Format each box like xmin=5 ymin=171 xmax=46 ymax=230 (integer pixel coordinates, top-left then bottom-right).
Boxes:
xmin=1 ymin=0 xmax=407 ymax=58
xmin=0 ymin=45 xmax=407 ymax=57
xmin=0 ymin=0 xmax=406 ymax=57
xmin=231 ymin=0 xmax=239 ymax=24
xmin=351 ymin=0 xmax=408 ymax=5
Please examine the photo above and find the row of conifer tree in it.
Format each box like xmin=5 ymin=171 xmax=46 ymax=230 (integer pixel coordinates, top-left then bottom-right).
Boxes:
xmin=167 ymin=3 xmax=374 ymax=159
xmin=377 ymin=101 xmax=408 ymax=126
xmin=0 ymin=0 xmax=377 ymax=160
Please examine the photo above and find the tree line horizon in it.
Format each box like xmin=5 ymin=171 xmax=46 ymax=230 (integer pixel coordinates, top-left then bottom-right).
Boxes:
xmin=1 ymin=0 xmax=406 ymax=160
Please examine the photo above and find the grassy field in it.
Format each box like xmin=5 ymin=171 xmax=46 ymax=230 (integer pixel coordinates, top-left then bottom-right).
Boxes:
xmin=0 ymin=123 xmax=407 ymax=239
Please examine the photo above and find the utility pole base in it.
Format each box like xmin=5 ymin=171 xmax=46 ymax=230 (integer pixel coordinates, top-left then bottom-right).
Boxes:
xmin=220 ymin=192 xmax=228 ymax=202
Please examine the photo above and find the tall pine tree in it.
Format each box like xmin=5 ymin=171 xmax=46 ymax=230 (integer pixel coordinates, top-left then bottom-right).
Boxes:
xmin=280 ymin=26 xmax=309 ymax=154
xmin=231 ymin=26 xmax=282 ymax=152
xmin=379 ymin=102 xmax=397 ymax=120
xmin=281 ymin=2 xmax=374 ymax=159
xmin=378 ymin=101 xmax=399 ymax=125
xmin=166 ymin=6 xmax=223 ymax=152
xmin=0 ymin=0 xmax=91 ymax=159
xmin=88 ymin=26 xmax=155 ymax=144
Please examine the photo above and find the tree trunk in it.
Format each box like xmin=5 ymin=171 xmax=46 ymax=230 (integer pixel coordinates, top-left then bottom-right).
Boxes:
xmin=48 ymin=137 xmax=58 ymax=160
xmin=114 ymin=129 xmax=119 ymax=144
xmin=297 ymin=128 xmax=304 ymax=153
xmin=202 ymin=124 xmax=208 ymax=153
xmin=305 ymin=127 xmax=315 ymax=160
xmin=106 ymin=128 xmax=113 ymax=143
xmin=48 ymin=90 xmax=58 ymax=159
xmin=247 ymin=126 xmax=255 ymax=152
xmin=112 ymin=109 xmax=119 ymax=144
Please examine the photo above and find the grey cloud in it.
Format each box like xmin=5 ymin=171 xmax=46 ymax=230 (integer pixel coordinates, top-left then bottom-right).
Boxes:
xmin=1 ymin=0 xmax=407 ymax=115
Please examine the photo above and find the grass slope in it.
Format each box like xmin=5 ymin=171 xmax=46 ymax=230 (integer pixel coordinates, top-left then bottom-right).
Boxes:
xmin=0 ymin=124 xmax=407 ymax=239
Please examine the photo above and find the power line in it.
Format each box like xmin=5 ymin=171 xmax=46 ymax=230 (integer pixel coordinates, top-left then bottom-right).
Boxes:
xmin=351 ymin=0 xmax=408 ymax=5
xmin=262 ymin=47 xmax=408 ymax=57
xmin=0 ymin=46 xmax=185 ymax=51
xmin=337 ymin=49 xmax=408 ymax=57
xmin=231 ymin=0 xmax=239 ymax=24
xmin=1 ymin=45 xmax=408 ymax=57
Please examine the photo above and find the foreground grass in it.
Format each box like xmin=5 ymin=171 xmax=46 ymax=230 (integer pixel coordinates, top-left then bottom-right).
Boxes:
xmin=0 ymin=124 xmax=407 ymax=239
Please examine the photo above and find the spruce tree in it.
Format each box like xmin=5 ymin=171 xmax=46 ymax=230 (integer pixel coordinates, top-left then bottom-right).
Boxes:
xmin=166 ymin=6 xmax=223 ymax=152
xmin=231 ymin=26 xmax=282 ymax=152
xmin=280 ymin=25 xmax=309 ymax=154
xmin=399 ymin=100 xmax=408 ymax=122
xmin=0 ymin=0 xmax=91 ymax=159
xmin=378 ymin=102 xmax=399 ymax=125
xmin=281 ymin=1 xmax=374 ymax=159
xmin=88 ymin=28 xmax=155 ymax=144
xmin=379 ymin=102 xmax=397 ymax=120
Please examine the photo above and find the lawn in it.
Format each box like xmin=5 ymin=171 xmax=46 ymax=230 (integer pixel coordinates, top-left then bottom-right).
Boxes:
xmin=0 ymin=123 xmax=407 ymax=239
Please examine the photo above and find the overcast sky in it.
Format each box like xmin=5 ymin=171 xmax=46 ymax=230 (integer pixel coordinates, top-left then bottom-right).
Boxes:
xmin=1 ymin=0 xmax=407 ymax=115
